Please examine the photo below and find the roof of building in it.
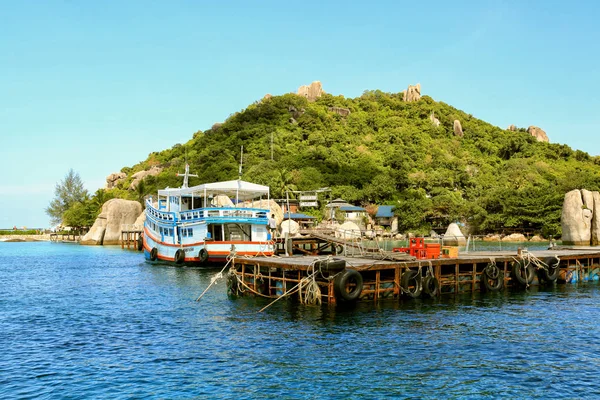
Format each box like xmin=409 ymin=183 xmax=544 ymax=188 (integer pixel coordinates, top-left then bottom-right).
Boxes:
xmin=376 ymin=205 xmax=395 ymax=218
xmin=339 ymin=205 xmax=366 ymax=212
xmin=284 ymin=212 xmax=316 ymax=220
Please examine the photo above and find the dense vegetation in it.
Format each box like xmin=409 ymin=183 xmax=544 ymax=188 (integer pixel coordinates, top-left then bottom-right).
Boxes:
xmin=62 ymin=90 xmax=600 ymax=237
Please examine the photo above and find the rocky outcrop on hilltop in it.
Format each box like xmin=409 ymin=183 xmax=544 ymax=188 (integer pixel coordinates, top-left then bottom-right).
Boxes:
xmin=561 ymin=189 xmax=597 ymax=245
xmin=402 ymin=83 xmax=421 ymax=102
xmin=81 ymin=199 xmax=143 ymax=245
xmin=454 ymin=120 xmax=463 ymax=137
xmin=527 ymin=126 xmax=549 ymax=142
xmin=106 ymin=172 xmax=127 ymax=189
xmin=129 ymin=166 xmax=163 ymax=190
xmin=297 ymin=81 xmax=323 ymax=102
xmin=507 ymin=124 xmax=517 ymax=131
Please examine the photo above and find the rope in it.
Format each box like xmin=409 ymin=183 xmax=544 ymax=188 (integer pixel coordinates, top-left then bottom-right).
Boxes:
xmin=195 ymin=253 xmax=234 ymax=302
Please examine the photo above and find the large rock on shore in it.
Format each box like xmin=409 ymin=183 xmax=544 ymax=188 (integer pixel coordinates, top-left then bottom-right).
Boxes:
xmin=81 ymin=199 xmax=143 ymax=245
xmin=502 ymin=233 xmax=527 ymax=242
xmin=561 ymin=189 xmax=594 ymax=245
xmin=443 ymin=223 xmax=466 ymax=246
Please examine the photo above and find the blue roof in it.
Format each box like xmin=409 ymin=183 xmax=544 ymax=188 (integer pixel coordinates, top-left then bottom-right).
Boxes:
xmin=339 ymin=205 xmax=366 ymax=212
xmin=284 ymin=212 xmax=316 ymax=219
xmin=376 ymin=205 xmax=395 ymax=218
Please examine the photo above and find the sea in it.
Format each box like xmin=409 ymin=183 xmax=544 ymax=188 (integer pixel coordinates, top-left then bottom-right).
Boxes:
xmin=1 ymin=241 xmax=599 ymax=399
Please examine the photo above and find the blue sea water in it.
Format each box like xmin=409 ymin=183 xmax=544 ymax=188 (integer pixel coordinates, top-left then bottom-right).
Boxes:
xmin=1 ymin=242 xmax=600 ymax=399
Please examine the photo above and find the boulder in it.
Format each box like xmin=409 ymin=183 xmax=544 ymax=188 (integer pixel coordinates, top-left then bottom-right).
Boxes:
xmin=429 ymin=111 xmax=440 ymax=127
xmin=106 ymin=172 xmax=127 ymax=189
xmin=507 ymin=125 xmax=517 ymax=131
xmin=402 ymin=83 xmax=421 ymax=102
xmin=335 ymin=221 xmax=361 ymax=239
xmin=529 ymin=235 xmax=546 ymax=242
xmin=134 ymin=211 xmax=146 ymax=230
xmin=280 ymin=219 xmax=300 ymax=237
xmin=443 ymin=223 xmax=466 ymax=246
xmin=81 ymin=199 xmax=143 ymax=245
xmin=129 ymin=166 xmax=163 ymax=190
xmin=263 ymin=94 xmax=272 ymax=101
xmin=328 ymin=106 xmax=351 ymax=117
xmin=483 ymin=234 xmax=502 ymax=242
xmin=297 ymin=81 xmax=323 ymax=102
xmin=246 ymin=199 xmax=284 ymax=225
xmin=211 ymin=195 xmax=234 ymax=208
xmin=527 ymin=126 xmax=549 ymax=142
xmin=592 ymin=191 xmax=600 ymax=245
xmin=453 ymin=120 xmax=463 ymax=136
xmin=561 ymin=189 xmax=593 ymax=245
xmin=501 ymin=233 xmax=527 ymax=242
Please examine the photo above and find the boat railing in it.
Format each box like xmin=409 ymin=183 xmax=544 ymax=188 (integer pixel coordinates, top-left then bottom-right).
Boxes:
xmin=178 ymin=207 xmax=268 ymax=222
xmin=145 ymin=201 xmax=177 ymax=222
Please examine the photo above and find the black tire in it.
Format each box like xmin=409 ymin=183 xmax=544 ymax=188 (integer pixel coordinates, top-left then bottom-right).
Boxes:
xmin=334 ymin=269 xmax=363 ymax=302
xmin=174 ymin=249 xmax=185 ymax=264
xmin=333 ymin=244 xmax=344 ymax=255
xmin=198 ymin=248 xmax=209 ymax=263
xmin=137 ymin=235 xmax=143 ymax=251
xmin=482 ymin=265 xmax=504 ymax=292
xmin=422 ymin=276 xmax=439 ymax=298
xmin=150 ymin=247 xmax=158 ymax=261
xmin=512 ymin=261 xmax=535 ymax=286
xmin=538 ymin=256 xmax=560 ymax=283
xmin=401 ymin=269 xmax=423 ymax=298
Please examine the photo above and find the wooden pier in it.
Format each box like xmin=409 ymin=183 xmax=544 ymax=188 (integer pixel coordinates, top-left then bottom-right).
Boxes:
xmin=120 ymin=224 xmax=143 ymax=250
xmin=50 ymin=232 xmax=82 ymax=243
xmin=227 ymin=248 xmax=600 ymax=305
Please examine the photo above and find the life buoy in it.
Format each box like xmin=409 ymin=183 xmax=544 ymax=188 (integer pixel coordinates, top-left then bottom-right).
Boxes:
xmin=538 ymin=256 xmax=560 ymax=283
xmin=150 ymin=247 xmax=158 ymax=261
xmin=174 ymin=249 xmax=185 ymax=264
xmin=198 ymin=248 xmax=209 ymax=263
xmin=401 ymin=269 xmax=422 ymax=298
xmin=334 ymin=269 xmax=363 ymax=302
xmin=511 ymin=261 xmax=535 ymax=286
xmin=137 ymin=235 xmax=143 ymax=251
xmin=482 ymin=263 xmax=503 ymax=291
xmin=422 ymin=276 xmax=439 ymax=298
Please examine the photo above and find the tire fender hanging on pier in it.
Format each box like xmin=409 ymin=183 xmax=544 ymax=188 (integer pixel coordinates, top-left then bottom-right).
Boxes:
xmin=511 ymin=261 xmax=535 ymax=286
xmin=334 ymin=269 xmax=363 ymax=302
xmin=401 ymin=269 xmax=422 ymax=298
xmin=538 ymin=256 xmax=560 ymax=283
xmin=482 ymin=263 xmax=504 ymax=291
xmin=422 ymin=276 xmax=439 ymax=298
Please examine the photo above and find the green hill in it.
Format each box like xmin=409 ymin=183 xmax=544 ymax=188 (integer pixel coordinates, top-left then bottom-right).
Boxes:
xmin=95 ymin=90 xmax=600 ymax=237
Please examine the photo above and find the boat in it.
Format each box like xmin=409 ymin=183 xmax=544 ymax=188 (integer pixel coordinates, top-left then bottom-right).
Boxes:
xmin=142 ymin=164 xmax=275 ymax=264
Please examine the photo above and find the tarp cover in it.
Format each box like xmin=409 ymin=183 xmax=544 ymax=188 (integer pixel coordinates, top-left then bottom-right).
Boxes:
xmin=159 ymin=179 xmax=269 ymax=200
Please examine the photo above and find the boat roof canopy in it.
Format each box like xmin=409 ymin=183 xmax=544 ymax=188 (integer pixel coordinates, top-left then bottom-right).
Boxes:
xmin=158 ymin=179 xmax=270 ymax=200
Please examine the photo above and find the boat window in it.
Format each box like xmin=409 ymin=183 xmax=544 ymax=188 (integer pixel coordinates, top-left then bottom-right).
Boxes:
xmin=187 ymin=228 xmax=193 ymax=236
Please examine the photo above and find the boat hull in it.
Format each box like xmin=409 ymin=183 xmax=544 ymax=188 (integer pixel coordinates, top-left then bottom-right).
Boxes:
xmin=143 ymin=230 xmax=274 ymax=265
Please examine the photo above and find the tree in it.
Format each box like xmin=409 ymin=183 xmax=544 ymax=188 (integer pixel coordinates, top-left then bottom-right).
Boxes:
xmin=46 ymin=169 xmax=89 ymax=225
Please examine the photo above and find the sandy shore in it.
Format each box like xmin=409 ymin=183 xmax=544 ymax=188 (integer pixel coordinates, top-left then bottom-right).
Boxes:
xmin=0 ymin=234 xmax=52 ymax=242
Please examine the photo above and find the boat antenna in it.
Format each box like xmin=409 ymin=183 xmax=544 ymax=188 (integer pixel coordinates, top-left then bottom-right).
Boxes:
xmin=238 ymin=145 xmax=243 ymax=180
xmin=176 ymin=163 xmax=198 ymax=189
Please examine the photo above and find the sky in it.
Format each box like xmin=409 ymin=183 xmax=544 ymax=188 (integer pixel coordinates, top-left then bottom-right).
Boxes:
xmin=1 ymin=0 xmax=599 ymax=228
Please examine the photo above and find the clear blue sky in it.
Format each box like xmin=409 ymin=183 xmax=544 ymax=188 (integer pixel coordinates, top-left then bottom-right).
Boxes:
xmin=1 ymin=0 xmax=599 ymax=228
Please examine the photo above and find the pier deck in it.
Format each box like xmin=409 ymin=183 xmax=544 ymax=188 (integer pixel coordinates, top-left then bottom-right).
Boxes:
xmin=228 ymin=248 xmax=600 ymax=305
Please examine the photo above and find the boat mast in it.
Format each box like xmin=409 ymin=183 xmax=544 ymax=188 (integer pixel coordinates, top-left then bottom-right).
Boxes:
xmin=236 ymin=146 xmax=243 ymax=206
xmin=177 ymin=164 xmax=198 ymax=189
